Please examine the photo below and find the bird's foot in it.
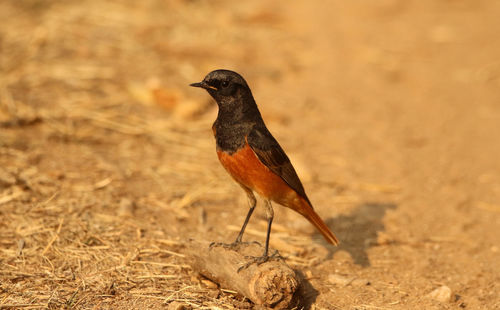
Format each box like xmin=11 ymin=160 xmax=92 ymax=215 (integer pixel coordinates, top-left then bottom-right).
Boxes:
xmin=237 ymin=250 xmax=282 ymax=272
xmin=209 ymin=240 xmax=260 ymax=251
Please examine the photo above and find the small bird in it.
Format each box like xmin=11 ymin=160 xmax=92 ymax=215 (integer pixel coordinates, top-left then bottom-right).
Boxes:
xmin=190 ymin=70 xmax=339 ymax=264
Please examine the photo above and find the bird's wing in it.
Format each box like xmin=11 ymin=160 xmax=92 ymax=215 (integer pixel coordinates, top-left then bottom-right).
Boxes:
xmin=247 ymin=125 xmax=312 ymax=206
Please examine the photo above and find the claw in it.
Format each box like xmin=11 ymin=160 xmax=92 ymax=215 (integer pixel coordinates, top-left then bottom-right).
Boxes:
xmin=270 ymin=249 xmax=282 ymax=259
xmin=237 ymin=250 xmax=282 ymax=272
xmin=209 ymin=242 xmax=237 ymax=250
xmin=209 ymin=241 xmax=250 ymax=251
xmin=238 ymin=255 xmax=269 ymax=272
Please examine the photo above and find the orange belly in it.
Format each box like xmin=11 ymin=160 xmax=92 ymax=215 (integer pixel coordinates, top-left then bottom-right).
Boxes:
xmin=217 ymin=142 xmax=340 ymax=245
xmin=217 ymin=143 xmax=301 ymax=208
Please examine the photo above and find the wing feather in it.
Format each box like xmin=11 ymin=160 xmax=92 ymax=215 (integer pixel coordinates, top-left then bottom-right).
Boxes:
xmin=247 ymin=126 xmax=312 ymax=206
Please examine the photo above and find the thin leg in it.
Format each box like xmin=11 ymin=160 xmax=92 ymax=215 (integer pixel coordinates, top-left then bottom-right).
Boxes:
xmin=237 ymin=200 xmax=277 ymax=272
xmin=262 ymin=200 xmax=274 ymax=257
xmin=210 ymin=189 xmax=256 ymax=250
xmin=235 ymin=191 xmax=257 ymax=243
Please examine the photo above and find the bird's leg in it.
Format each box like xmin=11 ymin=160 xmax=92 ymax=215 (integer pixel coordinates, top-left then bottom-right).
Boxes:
xmin=234 ymin=191 xmax=257 ymax=244
xmin=262 ymin=199 xmax=273 ymax=257
xmin=210 ymin=190 xmax=257 ymax=250
xmin=238 ymin=200 xmax=281 ymax=272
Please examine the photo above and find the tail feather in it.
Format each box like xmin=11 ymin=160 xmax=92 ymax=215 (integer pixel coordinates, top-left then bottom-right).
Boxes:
xmin=299 ymin=201 xmax=339 ymax=245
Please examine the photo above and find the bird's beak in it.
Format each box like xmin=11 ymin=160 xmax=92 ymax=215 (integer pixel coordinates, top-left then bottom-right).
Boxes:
xmin=189 ymin=81 xmax=217 ymax=90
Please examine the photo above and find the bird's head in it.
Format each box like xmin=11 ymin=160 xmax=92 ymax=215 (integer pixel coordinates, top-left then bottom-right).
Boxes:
xmin=190 ymin=69 xmax=251 ymax=103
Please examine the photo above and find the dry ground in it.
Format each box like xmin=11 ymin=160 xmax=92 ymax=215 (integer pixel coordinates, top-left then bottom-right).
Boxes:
xmin=1 ymin=0 xmax=499 ymax=309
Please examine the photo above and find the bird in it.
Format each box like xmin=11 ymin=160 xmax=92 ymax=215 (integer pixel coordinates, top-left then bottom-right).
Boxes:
xmin=190 ymin=69 xmax=339 ymax=264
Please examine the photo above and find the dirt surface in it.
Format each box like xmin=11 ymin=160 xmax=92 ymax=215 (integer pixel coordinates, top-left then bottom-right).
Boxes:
xmin=1 ymin=1 xmax=499 ymax=309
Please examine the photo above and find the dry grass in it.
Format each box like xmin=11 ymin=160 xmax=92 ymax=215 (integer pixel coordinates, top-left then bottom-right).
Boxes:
xmin=0 ymin=1 xmax=277 ymax=308
xmin=1 ymin=0 xmax=500 ymax=309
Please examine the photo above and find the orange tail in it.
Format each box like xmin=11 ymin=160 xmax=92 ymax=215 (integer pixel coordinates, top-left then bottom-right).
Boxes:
xmin=299 ymin=200 xmax=339 ymax=245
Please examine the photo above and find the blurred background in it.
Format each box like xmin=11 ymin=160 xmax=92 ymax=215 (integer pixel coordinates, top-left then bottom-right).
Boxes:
xmin=1 ymin=0 xmax=499 ymax=308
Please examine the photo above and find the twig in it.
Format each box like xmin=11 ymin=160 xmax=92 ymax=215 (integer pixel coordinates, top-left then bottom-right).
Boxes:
xmin=0 ymin=305 xmax=46 ymax=309
xmin=130 ymin=261 xmax=190 ymax=268
xmin=42 ymin=218 xmax=64 ymax=255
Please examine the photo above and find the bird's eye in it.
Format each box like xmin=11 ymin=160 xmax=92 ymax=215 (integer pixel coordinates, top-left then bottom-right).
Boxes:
xmin=221 ymin=80 xmax=229 ymax=88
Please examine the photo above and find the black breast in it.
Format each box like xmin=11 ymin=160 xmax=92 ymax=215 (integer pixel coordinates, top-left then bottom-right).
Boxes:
xmin=214 ymin=121 xmax=253 ymax=154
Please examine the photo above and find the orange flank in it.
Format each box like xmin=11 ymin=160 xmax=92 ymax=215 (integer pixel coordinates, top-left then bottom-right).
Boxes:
xmin=217 ymin=142 xmax=339 ymax=245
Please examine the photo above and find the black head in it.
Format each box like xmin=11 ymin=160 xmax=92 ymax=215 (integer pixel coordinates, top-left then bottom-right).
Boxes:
xmin=190 ymin=69 xmax=251 ymax=102
xmin=190 ymin=69 xmax=261 ymax=122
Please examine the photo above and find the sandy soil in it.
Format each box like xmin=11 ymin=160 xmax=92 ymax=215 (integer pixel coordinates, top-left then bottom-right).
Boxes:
xmin=1 ymin=0 xmax=499 ymax=309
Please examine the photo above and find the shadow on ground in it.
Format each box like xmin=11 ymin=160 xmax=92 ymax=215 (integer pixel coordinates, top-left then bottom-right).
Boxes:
xmin=325 ymin=202 xmax=397 ymax=266
xmin=293 ymin=269 xmax=319 ymax=309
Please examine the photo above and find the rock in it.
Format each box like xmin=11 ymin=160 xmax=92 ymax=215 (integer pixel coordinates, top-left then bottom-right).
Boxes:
xmin=328 ymin=274 xmax=352 ymax=286
xmin=428 ymin=285 xmax=452 ymax=302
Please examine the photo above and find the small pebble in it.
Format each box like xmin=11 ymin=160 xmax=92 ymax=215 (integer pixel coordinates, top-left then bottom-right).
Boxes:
xmin=328 ymin=274 xmax=352 ymax=286
xmin=428 ymin=285 xmax=452 ymax=302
